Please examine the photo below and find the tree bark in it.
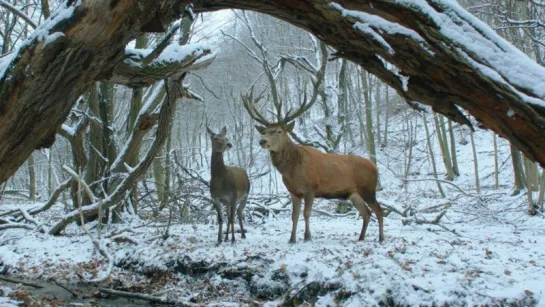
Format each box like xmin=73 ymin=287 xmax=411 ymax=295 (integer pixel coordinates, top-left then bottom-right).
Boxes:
xmin=3 ymin=0 xmax=545 ymax=184
xmin=511 ymin=144 xmax=526 ymax=194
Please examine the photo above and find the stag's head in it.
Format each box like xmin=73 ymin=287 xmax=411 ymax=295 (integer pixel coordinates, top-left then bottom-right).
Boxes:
xmin=207 ymin=126 xmax=232 ymax=153
xmin=242 ymin=86 xmax=317 ymax=152
xmin=255 ymin=122 xmax=294 ymax=151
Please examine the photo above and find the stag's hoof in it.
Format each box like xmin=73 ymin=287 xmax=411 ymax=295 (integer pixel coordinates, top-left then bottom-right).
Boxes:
xmin=288 ymin=238 xmax=296 ymax=244
xmin=304 ymin=233 xmax=312 ymax=242
xmin=241 ymin=234 xmax=246 ymax=239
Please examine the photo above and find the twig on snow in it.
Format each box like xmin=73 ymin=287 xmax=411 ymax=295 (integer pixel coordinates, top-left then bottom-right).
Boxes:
xmin=99 ymin=288 xmax=195 ymax=306
xmin=0 ymin=276 xmax=43 ymax=288
xmin=52 ymin=279 xmax=78 ymax=298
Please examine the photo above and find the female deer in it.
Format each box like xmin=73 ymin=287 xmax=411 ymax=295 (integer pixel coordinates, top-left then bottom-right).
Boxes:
xmin=207 ymin=126 xmax=250 ymax=244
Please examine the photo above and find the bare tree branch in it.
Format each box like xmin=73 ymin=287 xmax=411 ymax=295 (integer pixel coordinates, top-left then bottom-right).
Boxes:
xmin=0 ymin=0 xmax=37 ymax=29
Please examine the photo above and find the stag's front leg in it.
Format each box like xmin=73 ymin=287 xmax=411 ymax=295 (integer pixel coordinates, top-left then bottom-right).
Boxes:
xmin=303 ymin=194 xmax=315 ymax=241
xmin=213 ymin=200 xmax=223 ymax=245
xmin=289 ymin=193 xmax=302 ymax=244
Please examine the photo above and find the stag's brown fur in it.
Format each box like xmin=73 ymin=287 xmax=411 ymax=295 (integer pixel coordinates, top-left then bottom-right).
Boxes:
xmin=208 ymin=126 xmax=250 ymax=244
xmin=256 ymin=123 xmax=384 ymax=243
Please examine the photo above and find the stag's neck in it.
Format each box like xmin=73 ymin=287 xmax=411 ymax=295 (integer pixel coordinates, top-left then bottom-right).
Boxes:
xmin=270 ymin=140 xmax=301 ymax=174
xmin=211 ymin=151 xmax=227 ymax=177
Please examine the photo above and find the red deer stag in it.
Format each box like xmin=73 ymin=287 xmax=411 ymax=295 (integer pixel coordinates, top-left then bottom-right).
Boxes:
xmin=207 ymin=126 xmax=250 ymax=244
xmin=242 ymin=91 xmax=384 ymax=243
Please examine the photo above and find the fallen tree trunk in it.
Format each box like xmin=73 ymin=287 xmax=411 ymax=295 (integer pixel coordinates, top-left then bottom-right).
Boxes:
xmin=2 ymin=0 xmax=545 ymax=185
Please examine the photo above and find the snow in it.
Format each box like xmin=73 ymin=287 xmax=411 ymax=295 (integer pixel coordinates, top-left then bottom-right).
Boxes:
xmin=330 ymin=2 xmax=431 ymax=56
xmin=395 ymin=0 xmax=545 ymax=107
xmin=353 ymin=23 xmax=395 ymax=56
xmin=2 ymin=176 xmax=545 ymax=306
xmin=41 ymin=32 xmax=65 ymax=49
xmin=330 ymin=3 xmax=426 ymax=44
xmin=331 ymin=1 xmax=545 ymax=108
xmin=0 ymin=296 xmax=18 ymax=307
xmin=507 ymin=109 xmax=515 ymax=117
xmin=124 ymin=43 xmax=212 ymax=68
xmin=0 ymin=52 xmax=16 ymax=81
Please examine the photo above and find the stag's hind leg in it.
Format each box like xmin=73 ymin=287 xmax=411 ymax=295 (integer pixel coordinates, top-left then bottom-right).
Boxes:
xmin=237 ymin=197 xmax=247 ymax=239
xmin=349 ymin=193 xmax=372 ymax=241
xmin=367 ymin=200 xmax=385 ymax=242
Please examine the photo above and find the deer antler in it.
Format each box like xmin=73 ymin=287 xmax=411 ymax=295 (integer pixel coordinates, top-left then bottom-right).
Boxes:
xmin=241 ymin=86 xmax=270 ymax=125
xmin=281 ymin=41 xmax=327 ymax=124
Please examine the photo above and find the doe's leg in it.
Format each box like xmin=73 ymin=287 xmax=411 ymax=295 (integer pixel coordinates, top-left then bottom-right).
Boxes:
xmin=213 ymin=200 xmax=223 ymax=245
xmin=230 ymin=202 xmax=236 ymax=244
xmin=224 ymin=202 xmax=231 ymax=242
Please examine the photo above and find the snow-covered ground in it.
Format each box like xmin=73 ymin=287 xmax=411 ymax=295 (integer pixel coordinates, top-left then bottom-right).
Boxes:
xmin=1 ymin=188 xmax=544 ymax=306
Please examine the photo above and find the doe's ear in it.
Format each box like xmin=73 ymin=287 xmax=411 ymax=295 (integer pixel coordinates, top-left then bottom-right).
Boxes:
xmin=255 ymin=125 xmax=267 ymax=134
xmin=285 ymin=121 xmax=295 ymax=132
xmin=206 ymin=126 xmax=214 ymax=136
xmin=220 ymin=126 xmax=227 ymax=136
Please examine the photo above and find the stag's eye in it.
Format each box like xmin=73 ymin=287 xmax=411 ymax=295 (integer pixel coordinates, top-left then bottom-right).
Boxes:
xmin=276 ymin=130 xmax=281 ymax=134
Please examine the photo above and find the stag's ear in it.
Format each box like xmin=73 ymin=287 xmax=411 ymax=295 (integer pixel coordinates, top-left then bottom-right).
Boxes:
xmin=220 ymin=126 xmax=227 ymax=136
xmin=285 ymin=121 xmax=295 ymax=132
xmin=206 ymin=126 xmax=214 ymax=136
xmin=255 ymin=125 xmax=267 ymax=134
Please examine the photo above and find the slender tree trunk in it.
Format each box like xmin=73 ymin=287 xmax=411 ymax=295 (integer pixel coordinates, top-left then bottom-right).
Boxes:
xmin=48 ymin=149 xmax=53 ymax=195
xmin=493 ymin=133 xmax=499 ymax=189
xmin=447 ymin=119 xmax=459 ymax=176
xmin=41 ymin=0 xmax=50 ymax=19
xmin=382 ymin=86 xmax=390 ymax=147
xmin=538 ymin=169 xmax=545 ymax=212
xmin=434 ymin=115 xmax=454 ymax=181
xmin=361 ymin=71 xmax=376 ymax=164
xmin=338 ymin=59 xmax=347 ymax=124
xmin=126 ymin=34 xmax=148 ymax=215
xmin=523 ymin=157 xmax=536 ymax=215
xmin=511 ymin=144 xmax=526 ymax=195
xmin=524 ymin=157 xmax=539 ymax=191
xmin=423 ymin=114 xmax=445 ymax=197
xmin=469 ymin=129 xmax=480 ymax=193
xmin=375 ymin=79 xmax=381 ymax=145
xmin=28 ymin=154 xmax=36 ymax=201
xmin=99 ymin=82 xmax=119 ymax=222
xmin=153 ymin=148 xmax=166 ymax=204
xmin=82 ymin=84 xmax=104 ymax=210
xmin=403 ymin=114 xmax=415 ymax=191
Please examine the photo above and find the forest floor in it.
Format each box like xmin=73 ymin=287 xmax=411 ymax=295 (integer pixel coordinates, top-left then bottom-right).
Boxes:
xmin=1 ymin=186 xmax=545 ymax=306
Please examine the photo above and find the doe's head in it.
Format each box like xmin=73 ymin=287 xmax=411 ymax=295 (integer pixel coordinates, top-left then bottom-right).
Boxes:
xmin=207 ymin=126 xmax=232 ymax=153
xmin=255 ymin=122 xmax=295 ymax=152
